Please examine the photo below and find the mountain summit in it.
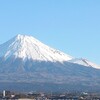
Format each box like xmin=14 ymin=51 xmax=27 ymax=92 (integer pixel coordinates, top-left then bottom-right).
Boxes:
xmin=0 ymin=34 xmax=100 ymax=92
xmin=0 ymin=34 xmax=72 ymax=62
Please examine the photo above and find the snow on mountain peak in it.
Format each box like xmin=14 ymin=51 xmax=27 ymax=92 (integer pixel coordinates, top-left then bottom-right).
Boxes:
xmin=0 ymin=34 xmax=73 ymax=62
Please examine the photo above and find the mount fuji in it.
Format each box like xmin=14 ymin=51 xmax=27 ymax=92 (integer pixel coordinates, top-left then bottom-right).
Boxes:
xmin=0 ymin=34 xmax=72 ymax=62
xmin=0 ymin=34 xmax=100 ymax=92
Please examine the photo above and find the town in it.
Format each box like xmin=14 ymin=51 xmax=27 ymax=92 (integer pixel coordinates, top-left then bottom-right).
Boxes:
xmin=0 ymin=90 xmax=100 ymax=100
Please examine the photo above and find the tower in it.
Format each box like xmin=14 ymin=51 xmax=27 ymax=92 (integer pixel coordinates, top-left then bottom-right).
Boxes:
xmin=3 ymin=90 xmax=6 ymax=98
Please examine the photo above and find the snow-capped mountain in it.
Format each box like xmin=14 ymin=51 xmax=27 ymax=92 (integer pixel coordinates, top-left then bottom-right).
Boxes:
xmin=0 ymin=34 xmax=100 ymax=92
xmin=68 ymin=58 xmax=100 ymax=69
xmin=0 ymin=34 xmax=72 ymax=62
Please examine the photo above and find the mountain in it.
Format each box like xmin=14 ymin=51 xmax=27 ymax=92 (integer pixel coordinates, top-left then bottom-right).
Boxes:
xmin=0 ymin=34 xmax=100 ymax=92
xmin=0 ymin=34 xmax=72 ymax=62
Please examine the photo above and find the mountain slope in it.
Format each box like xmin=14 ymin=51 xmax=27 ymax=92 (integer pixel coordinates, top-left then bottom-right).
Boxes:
xmin=68 ymin=58 xmax=100 ymax=69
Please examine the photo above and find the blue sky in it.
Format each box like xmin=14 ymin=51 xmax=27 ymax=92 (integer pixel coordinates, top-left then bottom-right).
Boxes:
xmin=0 ymin=0 xmax=100 ymax=64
